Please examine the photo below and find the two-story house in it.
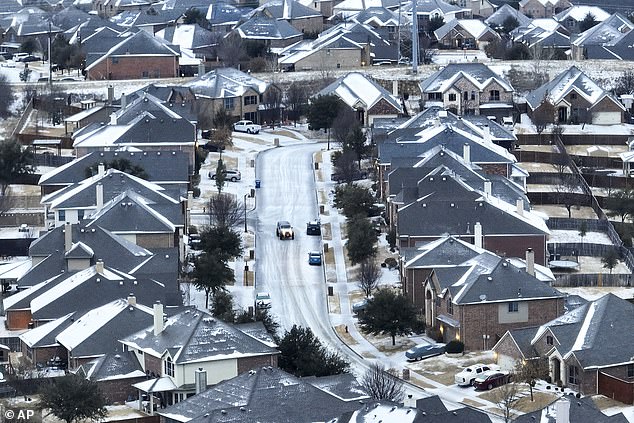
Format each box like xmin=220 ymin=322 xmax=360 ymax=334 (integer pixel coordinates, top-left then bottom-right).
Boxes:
xmin=121 ymin=306 xmax=279 ymax=410
xmin=424 ymin=248 xmax=564 ymax=350
xmin=419 ymin=63 xmax=514 ymax=120
xmin=249 ymin=0 xmax=324 ymax=35
xmin=570 ymin=13 xmax=634 ymax=60
xmin=525 ymin=65 xmax=625 ymax=125
xmin=519 ymin=0 xmax=571 ymax=19
xmin=434 ymin=19 xmax=500 ymax=50
xmin=494 ymin=294 xmax=634 ymax=404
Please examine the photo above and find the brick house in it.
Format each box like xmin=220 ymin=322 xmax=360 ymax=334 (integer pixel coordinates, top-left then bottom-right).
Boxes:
xmin=85 ymin=30 xmax=180 ymax=81
xmin=519 ymin=0 xmax=571 ymax=18
xmin=313 ymin=72 xmax=403 ymax=126
xmin=419 ymin=63 xmax=514 ymax=120
xmin=120 ymin=305 xmax=279 ymax=410
xmin=434 ymin=19 xmax=500 ymax=50
xmin=423 ymin=249 xmax=564 ymax=351
xmin=251 ymin=0 xmax=324 ymax=35
xmin=525 ymin=66 xmax=625 ymax=125
xmin=234 ymin=15 xmax=303 ymax=48
xmin=494 ymin=294 xmax=634 ymax=403
xmin=78 ymin=352 xmax=147 ymax=404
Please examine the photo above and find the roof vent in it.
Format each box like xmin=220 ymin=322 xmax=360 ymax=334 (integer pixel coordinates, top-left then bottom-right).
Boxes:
xmin=172 ymin=151 xmax=176 ymax=155
xmin=115 ymin=354 xmax=120 ymax=359
xmin=240 ymin=407 xmax=246 ymax=412
xmin=487 ymin=276 xmax=493 ymax=281
xmin=91 ymin=229 xmax=95 ymax=232
xmin=129 ymin=306 xmax=134 ymax=311
xmin=450 ymin=203 xmax=455 ymax=207
xmin=442 ymin=176 xmax=447 ymax=181
xmin=502 ymin=262 xmax=508 ymax=267
xmin=96 ymin=278 xmax=100 ymax=283
xmin=165 ymin=254 xmax=170 ymax=259
xmin=221 ymin=410 xmax=227 ymax=415
xmin=133 ymin=280 xmax=138 ymax=285
xmin=422 ymin=203 xmax=427 ymax=208
xmin=430 ymin=177 xmax=434 ymax=181
xmin=157 ymin=152 xmax=161 ymax=155
xmin=80 ymin=228 xmax=85 ymax=232
xmin=119 ymin=281 xmax=124 ymax=286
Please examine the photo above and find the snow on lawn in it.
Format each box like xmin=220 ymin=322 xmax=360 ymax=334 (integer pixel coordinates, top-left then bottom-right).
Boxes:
xmin=557 ymin=286 xmax=634 ymax=302
xmin=548 ymin=229 xmax=614 ymax=245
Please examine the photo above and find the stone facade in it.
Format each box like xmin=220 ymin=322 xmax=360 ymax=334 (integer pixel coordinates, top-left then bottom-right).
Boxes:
xmin=87 ymin=56 xmax=180 ymax=81
xmin=7 ymin=310 xmax=32 ymax=330
xmin=145 ymin=353 xmax=162 ymax=376
xmin=436 ymin=77 xmax=512 ymax=116
xmin=289 ymin=16 xmax=323 ymax=35
xmin=519 ymin=0 xmax=571 ymax=18
xmin=402 ymin=267 xmax=433 ymax=313
xmin=293 ymin=48 xmax=365 ymax=71
xmin=479 ymin=163 xmax=510 ymax=177
xmin=137 ymin=233 xmax=174 ymax=249
xmin=21 ymin=341 xmax=67 ymax=366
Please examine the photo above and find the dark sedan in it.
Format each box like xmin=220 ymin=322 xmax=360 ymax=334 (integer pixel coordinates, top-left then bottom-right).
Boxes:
xmin=405 ymin=343 xmax=446 ymax=361
xmin=473 ymin=371 xmax=511 ymax=391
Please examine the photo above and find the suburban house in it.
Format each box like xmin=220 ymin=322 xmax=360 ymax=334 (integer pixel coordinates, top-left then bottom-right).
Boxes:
xmin=525 ymin=66 xmax=625 ymax=125
xmin=484 ymin=4 xmax=532 ymax=31
xmin=84 ymin=29 xmax=181 ymax=80
xmin=38 ymin=150 xmax=190 ymax=196
xmin=403 ymin=0 xmax=470 ymax=33
xmin=120 ymin=306 xmax=280 ymax=409
xmin=419 ymin=63 xmax=514 ymax=120
xmin=78 ymin=351 xmax=147 ymax=404
xmin=422 ymin=246 xmax=563 ymax=350
xmin=233 ymin=15 xmax=303 ymax=48
xmin=570 ymin=13 xmax=634 ymax=60
xmin=156 ymin=24 xmax=216 ymax=62
xmin=511 ymin=19 xmax=571 ymax=58
xmin=519 ymin=0 xmax=571 ymax=19
xmin=278 ymin=22 xmax=396 ymax=70
xmin=184 ymin=67 xmax=269 ymax=125
xmin=494 ymin=294 xmax=634 ymax=404
xmin=352 ymin=7 xmax=401 ymax=40
xmin=313 ymin=72 xmax=403 ymax=126
xmin=71 ymin=93 xmax=197 ymax=170
xmin=249 ymin=0 xmax=324 ymax=35
xmin=157 ymin=366 xmax=368 ymax=422
xmin=554 ymin=5 xmax=610 ymax=33
xmin=434 ymin=19 xmax=500 ymax=50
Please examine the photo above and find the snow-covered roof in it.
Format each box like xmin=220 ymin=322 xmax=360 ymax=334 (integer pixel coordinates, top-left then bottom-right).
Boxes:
xmin=419 ymin=63 xmax=513 ymax=94
xmin=571 ymin=13 xmax=633 ymax=47
xmin=554 ymin=5 xmax=610 ymax=23
xmin=20 ymin=313 xmax=74 ymax=348
xmin=185 ymin=67 xmax=268 ymax=99
xmin=435 ymin=19 xmax=498 ymax=41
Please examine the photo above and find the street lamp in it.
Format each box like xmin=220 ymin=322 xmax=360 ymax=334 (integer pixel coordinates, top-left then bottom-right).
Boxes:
xmin=244 ymin=193 xmax=248 ymax=233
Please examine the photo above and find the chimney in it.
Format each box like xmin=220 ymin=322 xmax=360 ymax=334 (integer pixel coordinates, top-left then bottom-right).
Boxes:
xmin=64 ymin=222 xmax=72 ymax=252
xmin=127 ymin=293 xmax=136 ymax=306
xmin=526 ymin=248 xmax=535 ymax=276
xmin=195 ymin=368 xmax=207 ymax=394
xmin=484 ymin=180 xmax=492 ymax=197
xmin=555 ymin=399 xmax=570 ymax=423
xmin=474 ymin=222 xmax=483 ymax=249
xmin=404 ymin=394 xmax=416 ymax=408
xmin=516 ymin=199 xmax=524 ymax=216
xmin=197 ymin=62 xmax=205 ymax=77
xmin=153 ymin=301 xmax=164 ymax=336
xmin=482 ymin=124 xmax=491 ymax=143
xmin=107 ymin=85 xmax=114 ymax=104
xmin=98 ymin=162 xmax=105 ymax=176
xmin=121 ymin=93 xmax=126 ymax=108
xmin=463 ymin=143 xmax=471 ymax=164
xmin=95 ymin=259 xmax=104 ymax=274
xmin=392 ymin=80 xmax=398 ymax=97
xmin=110 ymin=112 xmax=117 ymax=125
xmin=96 ymin=183 xmax=104 ymax=211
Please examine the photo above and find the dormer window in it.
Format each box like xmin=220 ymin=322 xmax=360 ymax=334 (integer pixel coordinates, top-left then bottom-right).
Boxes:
xmin=164 ymin=357 xmax=174 ymax=377
xmin=489 ymin=90 xmax=500 ymax=101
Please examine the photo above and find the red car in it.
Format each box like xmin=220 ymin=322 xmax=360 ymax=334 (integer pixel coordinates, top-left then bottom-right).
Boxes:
xmin=473 ymin=371 xmax=511 ymax=391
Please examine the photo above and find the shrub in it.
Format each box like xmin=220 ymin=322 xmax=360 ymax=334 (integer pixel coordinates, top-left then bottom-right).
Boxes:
xmin=384 ymin=257 xmax=398 ymax=270
xmin=411 ymin=319 xmax=425 ymax=334
xmin=426 ymin=326 xmax=443 ymax=342
xmin=192 ymin=187 xmax=201 ymax=198
xmin=445 ymin=340 xmax=464 ymax=354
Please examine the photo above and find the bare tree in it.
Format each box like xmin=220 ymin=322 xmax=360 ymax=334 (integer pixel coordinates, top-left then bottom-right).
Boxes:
xmin=262 ymin=85 xmax=283 ymax=126
xmin=360 ymin=362 xmax=405 ymax=402
xmin=208 ymin=192 xmax=245 ymax=229
xmin=492 ymin=381 xmax=520 ymax=423
xmin=0 ymin=74 xmax=14 ymax=118
xmin=554 ymin=178 xmax=581 ymax=218
xmin=332 ymin=108 xmax=358 ymax=146
xmin=216 ymin=33 xmax=244 ymax=68
xmin=514 ymin=359 xmax=548 ymax=402
xmin=285 ymin=82 xmax=307 ymax=126
xmin=533 ymin=97 xmax=556 ymax=134
xmin=357 ymin=258 xmax=381 ymax=297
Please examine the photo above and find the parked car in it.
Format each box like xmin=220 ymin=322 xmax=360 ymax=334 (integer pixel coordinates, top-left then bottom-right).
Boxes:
xmin=276 ymin=221 xmax=294 ymax=239
xmin=308 ymin=251 xmax=322 ymax=265
xmin=473 ymin=371 xmax=511 ymax=391
xmin=20 ymin=55 xmax=40 ymax=63
xmin=233 ymin=120 xmax=261 ymax=134
xmin=208 ymin=169 xmax=241 ymax=182
xmin=306 ymin=220 xmax=321 ymax=236
xmin=455 ymin=364 xmax=500 ymax=386
xmin=352 ymin=297 xmax=372 ymax=314
xmin=405 ymin=343 xmax=446 ymax=361
xmin=255 ymin=292 xmax=272 ymax=309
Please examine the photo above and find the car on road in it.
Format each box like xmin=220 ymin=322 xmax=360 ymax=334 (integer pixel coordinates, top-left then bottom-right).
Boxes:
xmin=473 ymin=371 xmax=511 ymax=391
xmin=306 ymin=220 xmax=321 ymax=236
xmin=19 ymin=55 xmax=40 ymax=62
xmin=233 ymin=120 xmax=261 ymax=134
xmin=405 ymin=343 xmax=446 ymax=361
xmin=308 ymin=251 xmax=322 ymax=265
xmin=208 ymin=168 xmax=241 ymax=182
xmin=455 ymin=364 xmax=500 ymax=386
xmin=276 ymin=221 xmax=294 ymax=239
xmin=255 ymin=292 xmax=272 ymax=309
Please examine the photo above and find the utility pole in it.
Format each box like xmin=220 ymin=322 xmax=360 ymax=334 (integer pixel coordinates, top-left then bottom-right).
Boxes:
xmin=411 ymin=0 xmax=418 ymax=74
xmin=48 ymin=20 xmax=52 ymax=85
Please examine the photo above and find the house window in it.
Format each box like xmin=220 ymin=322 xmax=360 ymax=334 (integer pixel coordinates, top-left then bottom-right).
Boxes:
xmin=111 ymin=57 xmax=118 ymax=64
xmin=164 ymin=357 xmax=174 ymax=377
xmin=628 ymin=364 xmax=634 ymax=378
xmin=78 ymin=210 xmax=84 ymax=220
xmin=546 ymin=335 xmax=554 ymax=345
xmin=142 ymin=71 xmax=149 ymax=78
xmin=568 ymin=365 xmax=579 ymax=385
xmin=244 ymin=96 xmax=257 ymax=105
xmin=448 ymin=93 xmax=457 ymax=102
xmin=224 ymin=98 xmax=234 ymax=110
xmin=463 ymin=91 xmax=468 ymax=101
xmin=429 ymin=92 xmax=442 ymax=100
xmin=471 ymin=91 xmax=476 ymax=100
xmin=435 ymin=298 xmax=441 ymax=307
xmin=337 ymin=63 xmax=341 ymax=69
xmin=508 ymin=301 xmax=519 ymax=313
xmin=447 ymin=299 xmax=453 ymax=315
xmin=489 ymin=90 xmax=500 ymax=101
xmin=571 ymin=93 xmax=577 ymax=99
xmin=58 ymin=210 xmax=65 ymax=222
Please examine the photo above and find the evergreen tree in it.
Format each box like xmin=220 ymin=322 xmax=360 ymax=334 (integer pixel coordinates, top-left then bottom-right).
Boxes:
xmin=278 ymin=325 xmax=349 ymax=377
xmin=39 ymin=375 xmax=107 ymax=423
xmin=358 ymin=289 xmax=418 ymax=345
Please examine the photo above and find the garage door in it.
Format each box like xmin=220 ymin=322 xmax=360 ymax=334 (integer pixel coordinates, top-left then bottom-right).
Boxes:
xmin=592 ymin=112 xmax=621 ymax=125
xmin=497 ymin=354 xmax=517 ymax=372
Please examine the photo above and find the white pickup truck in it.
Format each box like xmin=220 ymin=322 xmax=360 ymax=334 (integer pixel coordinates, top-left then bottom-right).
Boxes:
xmin=233 ymin=120 xmax=261 ymax=134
